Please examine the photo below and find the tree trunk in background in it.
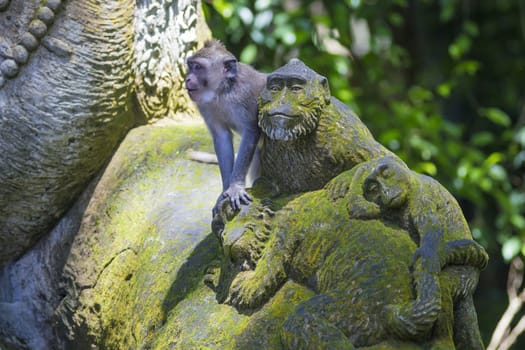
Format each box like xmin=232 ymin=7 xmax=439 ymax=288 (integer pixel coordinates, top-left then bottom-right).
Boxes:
xmin=0 ymin=0 xmax=210 ymax=348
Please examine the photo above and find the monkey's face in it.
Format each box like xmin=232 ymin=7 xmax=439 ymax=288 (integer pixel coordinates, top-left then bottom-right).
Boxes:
xmin=363 ymin=161 xmax=409 ymax=209
xmin=258 ymin=74 xmax=328 ymax=141
xmin=185 ymin=55 xmax=237 ymax=104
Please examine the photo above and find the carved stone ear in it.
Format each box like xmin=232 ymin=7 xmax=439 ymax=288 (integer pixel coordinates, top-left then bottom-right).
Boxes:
xmin=224 ymin=58 xmax=237 ymax=78
xmin=319 ymin=76 xmax=331 ymax=104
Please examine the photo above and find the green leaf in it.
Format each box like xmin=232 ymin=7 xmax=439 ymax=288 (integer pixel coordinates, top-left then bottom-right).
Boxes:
xmin=455 ymin=60 xmax=480 ymax=75
xmin=470 ymin=132 xmax=494 ymax=146
xmin=389 ymin=13 xmax=404 ymax=27
xmin=437 ymin=83 xmax=451 ymax=97
xmin=464 ymin=21 xmax=479 ymax=36
xmin=440 ymin=0 xmax=456 ymax=22
xmin=418 ymin=162 xmax=438 ymax=176
xmin=240 ymin=44 xmax=257 ymax=64
xmin=484 ymin=152 xmax=504 ymax=166
xmin=488 ymin=164 xmax=507 ymax=182
xmin=514 ymin=127 xmax=525 ymax=146
xmin=511 ymin=214 xmax=525 ymax=230
xmin=480 ymin=108 xmax=511 ymax=127
xmin=237 ymin=7 xmax=253 ymax=25
xmin=449 ymin=35 xmax=471 ymax=60
xmin=408 ymin=86 xmax=433 ymax=103
xmin=212 ymin=0 xmax=234 ymax=18
xmin=502 ymin=237 xmax=522 ymax=261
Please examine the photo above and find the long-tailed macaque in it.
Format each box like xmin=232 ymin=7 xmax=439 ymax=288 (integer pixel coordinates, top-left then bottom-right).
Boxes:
xmin=185 ymin=40 xmax=266 ymax=213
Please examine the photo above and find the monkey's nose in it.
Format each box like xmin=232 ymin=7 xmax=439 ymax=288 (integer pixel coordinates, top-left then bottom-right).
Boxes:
xmin=271 ymin=101 xmax=294 ymax=116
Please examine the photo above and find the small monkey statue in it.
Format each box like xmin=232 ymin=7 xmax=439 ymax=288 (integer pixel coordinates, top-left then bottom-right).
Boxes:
xmin=185 ymin=40 xmax=266 ymax=214
xmin=346 ymin=155 xmax=488 ymax=347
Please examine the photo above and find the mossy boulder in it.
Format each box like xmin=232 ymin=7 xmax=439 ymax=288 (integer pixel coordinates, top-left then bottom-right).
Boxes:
xmin=51 ymin=120 xmax=485 ymax=349
xmin=54 ymin=122 xmax=312 ymax=349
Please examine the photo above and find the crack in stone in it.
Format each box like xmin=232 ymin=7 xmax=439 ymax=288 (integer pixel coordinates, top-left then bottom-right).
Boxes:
xmin=89 ymin=247 xmax=138 ymax=291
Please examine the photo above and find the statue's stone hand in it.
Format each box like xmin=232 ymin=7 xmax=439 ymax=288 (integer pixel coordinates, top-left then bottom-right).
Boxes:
xmin=386 ymin=299 xmax=440 ymax=340
xmin=226 ymin=270 xmax=268 ymax=310
xmin=325 ymin=173 xmax=351 ymax=200
xmin=386 ymin=272 xmax=441 ymax=339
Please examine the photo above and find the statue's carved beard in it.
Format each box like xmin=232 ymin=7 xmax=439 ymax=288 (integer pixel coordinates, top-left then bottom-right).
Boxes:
xmin=259 ymin=101 xmax=323 ymax=141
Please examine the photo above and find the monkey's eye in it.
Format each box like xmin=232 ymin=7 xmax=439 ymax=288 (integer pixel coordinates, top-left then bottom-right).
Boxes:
xmin=365 ymin=180 xmax=379 ymax=193
xmin=189 ymin=62 xmax=202 ymax=71
xmin=269 ymin=84 xmax=281 ymax=92
xmin=380 ymin=166 xmax=392 ymax=178
xmin=290 ymin=85 xmax=304 ymax=92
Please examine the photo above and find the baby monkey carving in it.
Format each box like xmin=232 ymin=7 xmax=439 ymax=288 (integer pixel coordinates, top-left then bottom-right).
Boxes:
xmin=348 ymin=155 xmax=488 ymax=347
xmin=185 ymin=40 xmax=266 ymax=213
xmin=356 ymin=155 xmax=488 ymax=271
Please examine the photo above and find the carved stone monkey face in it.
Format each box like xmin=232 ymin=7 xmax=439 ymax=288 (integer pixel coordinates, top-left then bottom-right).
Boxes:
xmin=362 ymin=156 xmax=411 ymax=209
xmin=258 ymin=58 xmax=331 ymax=141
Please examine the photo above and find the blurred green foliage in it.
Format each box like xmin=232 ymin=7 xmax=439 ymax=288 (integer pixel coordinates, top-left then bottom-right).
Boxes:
xmin=203 ymin=0 xmax=525 ymax=345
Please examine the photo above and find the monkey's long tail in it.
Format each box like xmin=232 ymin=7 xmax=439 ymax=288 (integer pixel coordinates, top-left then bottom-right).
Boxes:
xmin=187 ymin=149 xmax=218 ymax=164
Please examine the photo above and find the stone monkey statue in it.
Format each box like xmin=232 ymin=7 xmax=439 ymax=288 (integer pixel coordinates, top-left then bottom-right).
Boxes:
xmin=221 ymin=160 xmax=487 ymax=349
xmin=257 ymin=58 xmax=393 ymax=195
xmin=212 ymin=60 xmax=487 ymax=349
xmin=329 ymin=155 xmax=488 ymax=348
xmin=211 ymin=57 xmax=395 ymax=286
xmin=185 ymin=40 xmax=266 ymax=213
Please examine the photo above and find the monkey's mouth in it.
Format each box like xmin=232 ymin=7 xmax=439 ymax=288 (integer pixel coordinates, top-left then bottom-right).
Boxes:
xmin=387 ymin=191 xmax=404 ymax=207
xmin=269 ymin=113 xmax=293 ymax=119
xmin=186 ymin=88 xmax=198 ymax=100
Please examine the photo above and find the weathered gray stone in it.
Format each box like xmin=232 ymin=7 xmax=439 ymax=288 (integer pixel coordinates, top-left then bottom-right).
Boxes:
xmin=36 ymin=7 xmax=55 ymax=25
xmin=19 ymin=32 xmax=39 ymax=51
xmin=0 ymin=36 xmax=13 ymax=58
xmin=0 ymin=59 xmax=17 ymax=77
xmin=0 ymin=0 xmax=138 ymax=268
xmin=28 ymin=19 xmax=47 ymax=38
xmin=46 ymin=0 xmax=61 ymax=12
xmin=12 ymin=45 xmax=29 ymax=64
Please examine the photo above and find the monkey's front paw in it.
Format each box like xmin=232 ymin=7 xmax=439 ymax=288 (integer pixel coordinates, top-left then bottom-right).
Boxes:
xmin=225 ymin=271 xmax=267 ymax=310
xmin=325 ymin=174 xmax=351 ymax=200
xmin=224 ymin=184 xmax=252 ymax=211
xmin=212 ymin=192 xmax=229 ymax=217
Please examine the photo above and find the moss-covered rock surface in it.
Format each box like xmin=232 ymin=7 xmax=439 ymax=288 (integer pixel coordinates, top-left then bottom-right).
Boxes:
xmin=51 ymin=121 xmax=485 ymax=349
xmin=54 ymin=122 xmax=311 ymax=349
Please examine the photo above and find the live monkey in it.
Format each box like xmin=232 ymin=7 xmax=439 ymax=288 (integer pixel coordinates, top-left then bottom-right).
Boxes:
xmin=185 ymin=40 xmax=266 ymax=214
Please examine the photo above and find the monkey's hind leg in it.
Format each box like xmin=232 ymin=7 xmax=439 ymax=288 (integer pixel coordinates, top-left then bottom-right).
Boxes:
xmin=453 ymin=294 xmax=485 ymax=350
xmin=281 ymin=295 xmax=356 ymax=350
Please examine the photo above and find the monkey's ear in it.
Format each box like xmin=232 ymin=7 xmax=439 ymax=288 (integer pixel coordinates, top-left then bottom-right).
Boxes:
xmin=223 ymin=58 xmax=238 ymax=78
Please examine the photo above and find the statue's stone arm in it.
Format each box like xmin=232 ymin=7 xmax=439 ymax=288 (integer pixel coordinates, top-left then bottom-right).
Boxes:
xmin=325 ymin=163 xmax=381 ymax=219
xmin=443 ymin=238 xmax=489 ymax=270
xmin=226 ymin=229 xmax=299 ymax=310
xmin=386 ymin=222 xmax=444 ymax=339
